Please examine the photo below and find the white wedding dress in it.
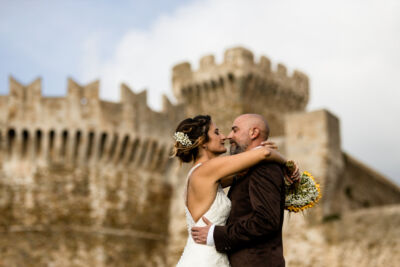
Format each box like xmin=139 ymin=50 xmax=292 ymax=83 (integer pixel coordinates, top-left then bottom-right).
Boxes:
xmin=177 ymin=163 xmax=232 ymax=267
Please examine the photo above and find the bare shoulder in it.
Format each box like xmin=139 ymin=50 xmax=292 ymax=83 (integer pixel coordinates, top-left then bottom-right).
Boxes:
xmin=189 ymin=164 xmax=214 ymax=187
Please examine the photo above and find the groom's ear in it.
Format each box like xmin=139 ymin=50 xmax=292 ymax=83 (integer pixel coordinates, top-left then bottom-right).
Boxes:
xmin=249 ymin=127 xmax=260 ymax=140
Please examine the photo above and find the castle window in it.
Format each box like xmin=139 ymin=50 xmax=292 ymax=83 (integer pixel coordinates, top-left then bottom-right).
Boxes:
xmin=49 ymin=130 xmax=56 ymax=158
xmin=148 ymin=140 xmax=158 ymax=168
xmin=109 ymin=133 xmax=119 ymax=160
xmin=137 ymin=139 xmax=149 ymax=167
xmin=86 ymin=131 xmax=95 ymax=159
xmin=22 ymin=129 xmax=29 ymax=158
xmin=7 ymin=128 xmax=16 ymax=156
xmin=118 ymin=135 xmax=130 ymax=162
xmin=74 ymin=131 xmax=82 ymax=159
xmin=128 ymin=138 xmax=140 ymax=163
xmin=228 ymin=73 xmax=235 ymax=82
xmin=98 ymin=132 xmax=107 ymax=160
xmin=35 ymin=130 xmax=42 ymax=156
xmin=61 ymin=130 xmax=68 ymax=158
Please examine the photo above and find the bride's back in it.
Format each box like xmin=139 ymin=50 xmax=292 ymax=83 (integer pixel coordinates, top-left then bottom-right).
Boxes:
xmin=184 ymin=163 xmax=231 ymax=227
xmin=186 ymin=164 xmax=221 ymax=222
xmin=178 ymin=163 xmax=231 ymax=267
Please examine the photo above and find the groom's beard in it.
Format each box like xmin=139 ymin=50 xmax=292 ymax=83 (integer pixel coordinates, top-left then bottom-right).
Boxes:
xmin=229 ymin=140 xmax=247 ymax=155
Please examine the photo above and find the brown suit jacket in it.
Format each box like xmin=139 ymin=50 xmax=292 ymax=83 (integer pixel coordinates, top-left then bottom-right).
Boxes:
xmin=214 ymin=162 xmax=286 ymax=267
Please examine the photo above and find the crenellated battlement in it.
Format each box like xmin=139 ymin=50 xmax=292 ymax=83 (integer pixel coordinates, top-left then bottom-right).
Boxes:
xmin=0 ymin=76 xmax=185 ymax=170
xmin=172 ymin=47 xmax=309 ymax=106
xmin=0 ymin=127 xmax=172 ymax=173
xmin=172 ymin=47 xmax=309 ymax=135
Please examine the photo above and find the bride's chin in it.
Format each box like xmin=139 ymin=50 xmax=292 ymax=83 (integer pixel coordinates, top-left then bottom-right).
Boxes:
xmin=213 ymin=149 xmax=226 ymax=156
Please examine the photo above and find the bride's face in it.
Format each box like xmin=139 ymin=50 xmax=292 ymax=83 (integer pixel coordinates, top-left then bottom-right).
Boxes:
xmin=204 ymin=122 xmax=226 ymax=155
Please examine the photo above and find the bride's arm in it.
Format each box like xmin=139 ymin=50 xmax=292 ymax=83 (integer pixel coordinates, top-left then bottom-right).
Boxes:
xmin=218 ymin=141 xmax=285 ymax=188
xmin=194 ymin=145 xmax=286 ymax=184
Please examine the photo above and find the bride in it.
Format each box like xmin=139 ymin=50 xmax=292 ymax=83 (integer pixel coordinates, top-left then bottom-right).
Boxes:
xmin=173 ymin=115 xmax=297 ymax=266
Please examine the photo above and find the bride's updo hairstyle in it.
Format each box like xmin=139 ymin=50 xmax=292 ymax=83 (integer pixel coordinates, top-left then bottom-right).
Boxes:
xmin=172 ymin=115 xmax=211 ymax=163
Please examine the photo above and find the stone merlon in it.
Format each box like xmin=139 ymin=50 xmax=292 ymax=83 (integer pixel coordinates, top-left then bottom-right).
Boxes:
xmin=171 ymin=46 xmax=309 ymax=108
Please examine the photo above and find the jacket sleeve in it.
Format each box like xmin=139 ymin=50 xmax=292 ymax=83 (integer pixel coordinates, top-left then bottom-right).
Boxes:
xmin=214 ymin=163 xmax=284 ymax=253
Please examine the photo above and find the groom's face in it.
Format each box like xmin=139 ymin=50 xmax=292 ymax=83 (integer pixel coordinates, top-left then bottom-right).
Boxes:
xmin=227 ymin=117 xmax=251 ymax=155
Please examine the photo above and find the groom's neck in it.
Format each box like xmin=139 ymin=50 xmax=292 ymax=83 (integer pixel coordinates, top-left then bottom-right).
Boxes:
xmin=245 ymin=138 xmax=264 ymax=152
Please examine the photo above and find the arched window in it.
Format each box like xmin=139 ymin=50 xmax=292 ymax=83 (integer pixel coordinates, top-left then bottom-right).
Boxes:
xmin=7 ymin=128 xmax=16 ymax=156
xmin=22 ymin=129 xmax=29 ymax=158
xmin=98 ymin=132 xmax=107 ymax=160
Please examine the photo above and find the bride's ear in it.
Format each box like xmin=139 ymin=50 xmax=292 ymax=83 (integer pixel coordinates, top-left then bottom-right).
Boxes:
xmin=199 ymin=142 xmax=208 ymax=150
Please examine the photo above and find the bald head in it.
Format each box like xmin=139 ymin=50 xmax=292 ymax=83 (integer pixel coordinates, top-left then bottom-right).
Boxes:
xmin=235 ymin=114 xmax=270 ymax=140
xmin=228 ymin=113 xmax=270 ymax=154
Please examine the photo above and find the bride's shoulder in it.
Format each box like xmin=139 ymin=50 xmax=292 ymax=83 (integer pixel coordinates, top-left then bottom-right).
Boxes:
xmin=187 ymin=163 xmax=203 ymax=179
xmin=188 ymin=163 xmax=216 ymax=186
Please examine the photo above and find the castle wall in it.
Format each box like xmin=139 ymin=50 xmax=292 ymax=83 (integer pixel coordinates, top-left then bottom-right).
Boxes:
xmin=283 ymin=205 xmax=400 ymax=267
xmin=166 ymin=164 xmax=192 ymax=266
xmin=0 ymin=231 xmax=166 ymax=266
xmin=0 ymin=166 xmax=171 ymax=266
xmin=285 ymin=109 xmax=345 ymax=220
xmin=284 ymin=109 xmax=400 ymax=220
xmin=333 ymin=153 xmax=400 ymax=213
xmin=0 ymin=77 xmax=185 ymax=267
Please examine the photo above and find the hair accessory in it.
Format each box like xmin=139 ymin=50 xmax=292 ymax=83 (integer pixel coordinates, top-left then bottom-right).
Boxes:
xmin=173 ymin=132 xmax=193 ymax=147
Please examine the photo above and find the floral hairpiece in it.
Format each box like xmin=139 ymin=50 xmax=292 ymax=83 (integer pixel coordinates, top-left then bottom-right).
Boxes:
xmin=173 ymin=132 xmax=193 ymax=147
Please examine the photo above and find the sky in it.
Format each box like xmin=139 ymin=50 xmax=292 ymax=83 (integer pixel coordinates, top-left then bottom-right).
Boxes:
xmin=0 ymin=0 xmax=399 ymax=185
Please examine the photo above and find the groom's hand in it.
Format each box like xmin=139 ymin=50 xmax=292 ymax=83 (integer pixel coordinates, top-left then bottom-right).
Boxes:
xmin=284 ymin=161 xmax=301 ymax=185
xmin=191 ymin=216 xmax=212 ymax=245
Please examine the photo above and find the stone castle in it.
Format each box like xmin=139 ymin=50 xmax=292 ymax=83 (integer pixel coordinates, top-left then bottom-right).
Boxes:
xmin=0 ymin=47 xmax=399 ymax=266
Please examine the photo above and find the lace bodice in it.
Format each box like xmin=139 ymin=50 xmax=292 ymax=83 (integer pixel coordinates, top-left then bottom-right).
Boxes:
xmin=177 ymin=163 xmax=231 ymax=267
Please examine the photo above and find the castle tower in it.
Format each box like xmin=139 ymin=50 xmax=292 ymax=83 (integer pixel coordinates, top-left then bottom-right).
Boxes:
xmin=172 ymin=47 xmax=309 ymax=135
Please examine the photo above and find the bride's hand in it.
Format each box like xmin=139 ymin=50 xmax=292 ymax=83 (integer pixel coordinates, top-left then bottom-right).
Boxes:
xmin=260 ymin=140 xmax=278 ymax=150
xmin=258 ymin=141 xmax=287 ymax=164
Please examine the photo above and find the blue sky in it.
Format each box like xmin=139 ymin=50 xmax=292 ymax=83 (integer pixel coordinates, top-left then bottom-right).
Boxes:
xmin=0 ymin=0 xmax=189 ymax=95
xmin=1 ymin=0 xmax=399 ymax=185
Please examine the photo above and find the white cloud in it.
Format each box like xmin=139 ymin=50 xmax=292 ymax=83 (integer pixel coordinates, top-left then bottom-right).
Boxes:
xmin=80 ymin=0 xmax=400 ymax=183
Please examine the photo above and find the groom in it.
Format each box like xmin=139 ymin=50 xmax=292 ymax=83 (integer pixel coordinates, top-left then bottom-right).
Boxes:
xmin=191 ymin=114 xmax=288 ymax=267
